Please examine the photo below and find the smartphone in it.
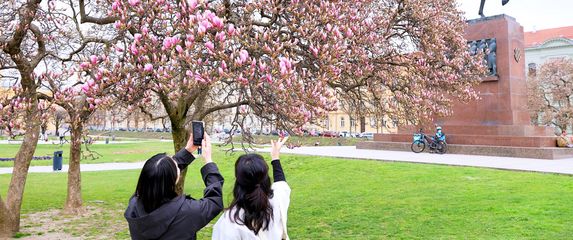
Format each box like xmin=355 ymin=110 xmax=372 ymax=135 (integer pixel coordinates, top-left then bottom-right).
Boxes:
xmin=192 ymin=121 xmax=204 ymax=146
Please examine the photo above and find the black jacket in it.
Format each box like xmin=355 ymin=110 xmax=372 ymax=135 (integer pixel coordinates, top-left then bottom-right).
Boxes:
xmin=125 ymin=148 xmax=224 ymax=240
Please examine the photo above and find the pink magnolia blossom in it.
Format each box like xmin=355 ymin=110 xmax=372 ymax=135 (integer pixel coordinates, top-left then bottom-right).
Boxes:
xmin=144 ymin=63 xmax=153 ymax=72
xmin=80 ymin=62 xmax=90 ymax=70
xmin=81 ymin=84 xmax=90 ymax=93
xmin=130 ymin=44 xmax=139 ymax=55
xmin=279 ymin=57 xmax=292 ymax=75
xmin=188 ymin=0 xmax=198 ymax=10
xmin=128 ymin=0 xmax=140 ymax=6
xmin=197 ymin=25 xmax=206 ymax=35
xmin=239 ymin=50 xmax=249 ymax=63
xmin=227 ymin=24 xmax=235 ymax=36
xmin=134 ymin=33 xmax=142 ymax=43
xmin=215 ymin=32 xmax=226 ymax=42
xmin=112 ymin=1 xmax=120 ymax=11
xmin=211 ymin=16 xmax=223 ymax=29
xmin=90 ymin=55 xmax=98 ymax=65
xmin=205 ymin=41 xmax=214 ymax=52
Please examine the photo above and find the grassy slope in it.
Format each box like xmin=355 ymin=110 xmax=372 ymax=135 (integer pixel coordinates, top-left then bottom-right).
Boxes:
xmin=1 ymin=148 xmax=572 ymax=239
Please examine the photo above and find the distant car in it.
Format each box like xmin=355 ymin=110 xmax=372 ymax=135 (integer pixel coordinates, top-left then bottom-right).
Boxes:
xmin=360 ymin=132 xmax=374 ymax=139
xmin=270 ymin=130 xmax=279 ymax=136
xmin=339 ymin=131 xmax=353 ymax=138
xmin=322 ymin=131 xmax=338 ymax=138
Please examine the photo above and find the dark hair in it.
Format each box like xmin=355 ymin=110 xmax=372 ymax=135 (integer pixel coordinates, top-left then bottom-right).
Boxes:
xmin=228 ymin=154 xmax=273 ymax=235
xmin=135 ymin=153 xmax=178 ymax=213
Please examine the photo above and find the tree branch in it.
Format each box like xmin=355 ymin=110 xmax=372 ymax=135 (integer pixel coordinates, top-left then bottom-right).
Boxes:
xmin=3 ymin=0 xmax=41 ymax=54
xmin=29 ymin=23 xmax=46 ymax=68
xmin=78 ymin=0 xmax=119 ymax=24
xmin=197 ymin=100 xmax=249 ymax=120
xmin=138 ymin=105 xmax=168 ymax=121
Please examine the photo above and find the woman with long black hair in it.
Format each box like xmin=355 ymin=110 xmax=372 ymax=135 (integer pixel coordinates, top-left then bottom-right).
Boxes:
xmin=212 ymin=136 xmax=291 ymax=240
xmin=125 ymin=132 xmax=224 ymax=240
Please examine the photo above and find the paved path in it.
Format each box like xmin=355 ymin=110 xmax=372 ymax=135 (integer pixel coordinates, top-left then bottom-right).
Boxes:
xmin=0 ymin=162 xmax=145 ymax=174
xmin=258 ymin=146 xmax=573 ymax=175
xmin=0 ymin=139 xmax=172 ymax=145
xmin=3 ymin=146 xmax=573 ymax=175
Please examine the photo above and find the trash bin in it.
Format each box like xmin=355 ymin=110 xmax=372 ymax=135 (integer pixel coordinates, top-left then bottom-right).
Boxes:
xmin=53 ymin=151 xmax=63 ymax=171
xmin=105 ymin=138 xmax=109 ymax=144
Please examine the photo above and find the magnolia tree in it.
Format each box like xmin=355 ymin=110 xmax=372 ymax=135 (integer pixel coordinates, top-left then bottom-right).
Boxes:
xmin=98 ymin=0 xmax=485 ymax=191
xmin=528 ymin=58 xmax=573 ymax=131
xmin=41 ymin=59 xmax=117 ymax=213
xmin=332 ymin=0 xmax=486 ymax=126
xmin=0 ymin=0 xmax=52 ymax=235
xmin=105 ymin=0 xmax=349 ymax=191
xmin=1 ymin=0 xmax=121 ymax=234
xmin=38 ymin=0 xmax=124 ymax=214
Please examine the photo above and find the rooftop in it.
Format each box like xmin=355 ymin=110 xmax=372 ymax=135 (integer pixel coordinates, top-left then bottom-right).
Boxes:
xmin=525 ymin=26 xmax=573 ymax=48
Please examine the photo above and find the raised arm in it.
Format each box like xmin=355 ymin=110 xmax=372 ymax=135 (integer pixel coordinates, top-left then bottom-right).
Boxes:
xmin=186 ymin=133 xmax=225 ymax=230
xmin=172 ymin=130 xmax=200 ymax=170
xmin=271 ymin=136 xmax=289 ymax=182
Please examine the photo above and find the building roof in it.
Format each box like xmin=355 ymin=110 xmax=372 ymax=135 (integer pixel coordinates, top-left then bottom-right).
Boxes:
xmin=525 ymin=26 xmax=573 ymax=48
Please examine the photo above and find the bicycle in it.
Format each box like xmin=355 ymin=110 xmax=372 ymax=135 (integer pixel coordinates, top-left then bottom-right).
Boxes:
xmin=411 ymin=129 xmax=447 ymax=154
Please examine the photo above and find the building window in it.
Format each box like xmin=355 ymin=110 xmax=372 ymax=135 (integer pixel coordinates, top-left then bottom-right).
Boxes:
xmin=370 ymin=117 xmax=376 ymax=127
xmin=528 ymin=63 xmax=537 ymax=76
xmin=340 ymin=117 xmax=345 ymax=128
xmin=324 ymin=117 xmax=329 ymax=130
xmin=350 ymin=117 xmax=356 ymax=127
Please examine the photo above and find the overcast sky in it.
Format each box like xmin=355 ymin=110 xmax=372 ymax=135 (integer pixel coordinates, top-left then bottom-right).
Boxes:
xmin=457 ymin=0 xmax=573 ymax=32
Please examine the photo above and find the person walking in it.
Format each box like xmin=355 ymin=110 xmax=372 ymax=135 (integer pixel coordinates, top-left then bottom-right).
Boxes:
xmin=125 ymin=132 xmax=224 ymax=240
xmin=212 ymin=136 xmax=291 ymax=240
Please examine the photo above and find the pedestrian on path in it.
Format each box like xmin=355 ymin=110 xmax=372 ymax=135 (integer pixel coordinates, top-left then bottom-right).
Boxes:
xmin=125 ymin=132 xmax=224 ymax=240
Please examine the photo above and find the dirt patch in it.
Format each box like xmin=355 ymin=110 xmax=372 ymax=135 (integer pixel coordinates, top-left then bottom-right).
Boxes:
xmin=16 ymin=205 xmax=128 ymax=240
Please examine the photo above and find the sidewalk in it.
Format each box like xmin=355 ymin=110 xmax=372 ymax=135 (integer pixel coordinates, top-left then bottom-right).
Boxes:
xmin=258 ymin=146 xmax=573 ymax=175
xmin=0 ymin=162 xmax=145 ymax=174
xmin=0 ymin=139 xmax=172 ymax=145
xmin=2 ymin=146 xmax=573 ymax=175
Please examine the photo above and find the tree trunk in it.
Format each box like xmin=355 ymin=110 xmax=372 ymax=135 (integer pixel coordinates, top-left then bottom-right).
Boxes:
xmin=64 ymin=118 xmax=84 ymax=214
xmin=3 ymin=95 xmax=41 ymax=235
xmin=0 ymin=195 xmax=13 ymax=238
xmin=171 ymin=118 xmax=189 ymax=194
xmin=134 ymin=112 xmax=140 ymax=130
xmin=55 ymin=117 xmax=61 ymax=137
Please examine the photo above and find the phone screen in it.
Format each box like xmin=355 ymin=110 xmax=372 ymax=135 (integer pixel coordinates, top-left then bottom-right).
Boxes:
xmin=192 ymin=121 xmax=204 ymax=146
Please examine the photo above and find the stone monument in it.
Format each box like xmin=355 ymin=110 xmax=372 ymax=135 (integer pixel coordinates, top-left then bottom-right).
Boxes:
xmin=357 ymin=15 xmax=573 ymax=159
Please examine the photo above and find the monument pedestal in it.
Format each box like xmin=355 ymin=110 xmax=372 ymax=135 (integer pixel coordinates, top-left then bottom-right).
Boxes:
xmin=357 ymin=15 xmax=568 ymax=159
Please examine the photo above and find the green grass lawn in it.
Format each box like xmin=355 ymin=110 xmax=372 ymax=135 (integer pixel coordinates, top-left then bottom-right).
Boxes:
xmin=89 ymin=130 xmax=174 ymax=140
xmin=235 ymin=135 xmax=367 ymax=146
xmin=87 ymin=130 xmax=367 ymax=146
xmin=0 ymin=141 xmax=176 ymax=167
xmin=1 ymin=147 xmax=572 ymax=239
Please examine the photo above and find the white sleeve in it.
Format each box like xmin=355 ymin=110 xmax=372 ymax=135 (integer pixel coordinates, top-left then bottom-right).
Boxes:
xmin=212 ymin=212 xmax=237 ymax=240
xmin=272 ymin=181 xmax=291 ymax=240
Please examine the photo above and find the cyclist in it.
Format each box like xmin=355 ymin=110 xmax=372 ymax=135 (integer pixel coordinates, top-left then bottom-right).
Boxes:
xmin=435 ymin=126 xmax=445 ymax=142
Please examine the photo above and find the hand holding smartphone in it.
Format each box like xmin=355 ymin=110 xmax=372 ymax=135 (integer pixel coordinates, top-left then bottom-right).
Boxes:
xmin=192 ymin=121 xmax=204 ymax=154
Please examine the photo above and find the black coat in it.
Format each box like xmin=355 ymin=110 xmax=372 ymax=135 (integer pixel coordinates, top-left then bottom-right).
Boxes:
xmin=125 ymin=149 xmax=224 ymax=240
